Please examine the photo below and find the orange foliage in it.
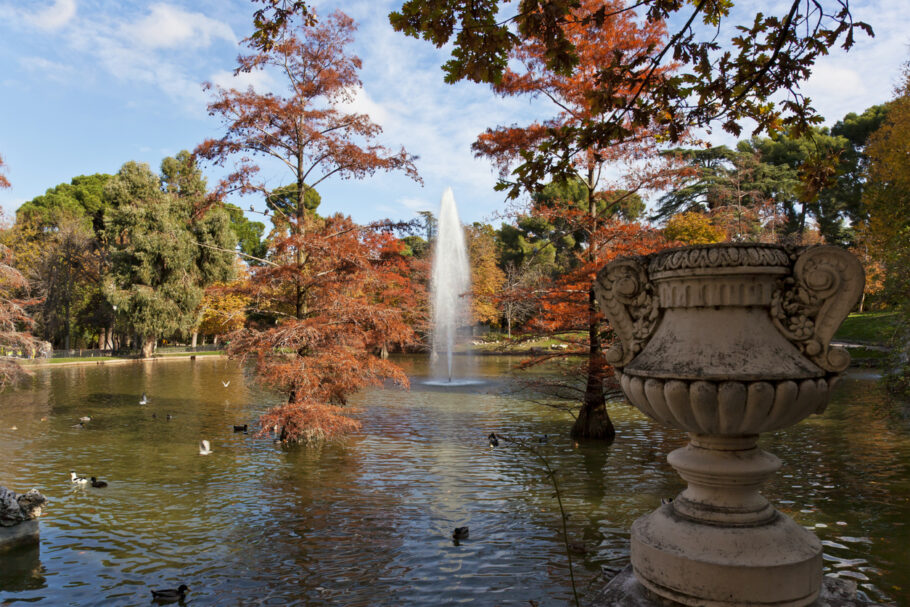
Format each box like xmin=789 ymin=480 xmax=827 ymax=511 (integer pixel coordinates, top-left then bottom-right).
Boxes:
xmin=227 ymin=214 xmax=417 ymax=443
xmin=472 ymin=0 xmax=683 ymax=197
xmin=529 ymin=219 xmax=672 ymax=334
xmin=197 ymin=9 xmax=421 ymax=442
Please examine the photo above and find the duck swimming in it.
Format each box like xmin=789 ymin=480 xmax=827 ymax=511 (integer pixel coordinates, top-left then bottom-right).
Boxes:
xmin=199 ymin=440 xmax=212 ymax=455
xmin=222 ymin=380 xmax=230 ymax=387
xmin=79 ymin=416 xmax=92 ymax=422
xmin=488 ymin=432 xmax=499 ymax=448
xmin=233 ymin=424 xmax=248 ymax=433
xmin=453 ymin=526 xmax=470 ymax=541
xmin=90 ymin=477 xmax=108 ymax=488
xmin=70 ymin=471 xmax=88 ymax=484
xmin=139 ymin=393 xmax=149 ymax=405
xmin=151 ymin=584 xmax=189 ymax=602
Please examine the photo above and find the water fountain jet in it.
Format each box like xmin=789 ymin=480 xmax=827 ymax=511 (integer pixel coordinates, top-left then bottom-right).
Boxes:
xmin=426 ymin=188 xmax=479 ymax=386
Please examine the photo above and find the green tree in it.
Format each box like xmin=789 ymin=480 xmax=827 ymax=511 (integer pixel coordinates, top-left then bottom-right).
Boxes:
xmin=17 ymin=173 xmax=113 ymax=235
xmin=104 ymin=162 xmax=236 ymax=357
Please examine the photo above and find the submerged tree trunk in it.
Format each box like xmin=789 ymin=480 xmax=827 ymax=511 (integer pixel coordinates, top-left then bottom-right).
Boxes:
xmin=570 ymin=293 xmax=616 ymax=442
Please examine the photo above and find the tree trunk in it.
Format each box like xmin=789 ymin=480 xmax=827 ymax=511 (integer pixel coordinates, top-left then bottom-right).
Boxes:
xmin=571 ymin=289 xmax=616 ymax=441
xmin=572 ymin=171 xmax=616 ymax=442
xmin=140 ymin=337 xmax=156 ymax=359
xmin=98 ymin=327 xmax=106 ymax=351
xmin=191 ymin=331 xmax=198 ymax=348
xmin=213 ymin=336 xmax=219 ymax=346
xmin=859 ymin=291 xmax=866 ymax=314
xmin=380 ymin=342 xmax=389 ymax=359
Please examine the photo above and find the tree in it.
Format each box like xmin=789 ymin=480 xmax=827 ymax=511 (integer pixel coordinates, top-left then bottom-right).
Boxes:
xmin=392 ymin=0 xmax=869 ymax=196
xmin=104 ymin=162 xmax=236 ymax=357
xmin=663 ymin=212 xmax=726 ymax=245
xmin=17 ymin=173 xmax=113 ymax=236
xmin=466 ymin=223 xmax=505 ymax=326
xmin=470 ymin=0 xmax=676 ymax=439
xmin=197 ymin=9 xmax=419 ymax=319
xmin=227 ymin=213 xmax=416 ymax=442
xmin=0 ymin=208 xmax=37 ymax=388
xmin=197 ymin=9 xmax=421 ymax=442
xmin=862 ymin=64 xmax=910 ymax=395
xmin=32 ymin=217 xmax=99 ymax=350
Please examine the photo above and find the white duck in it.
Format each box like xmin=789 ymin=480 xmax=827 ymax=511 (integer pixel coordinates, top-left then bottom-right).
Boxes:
xmin=199 ymin=440 xmax=212 ymax=455
xmin=139 ymin=393 xmax=149 ymax=405
xmin=70 ymin=471 xmax=89 ymax=485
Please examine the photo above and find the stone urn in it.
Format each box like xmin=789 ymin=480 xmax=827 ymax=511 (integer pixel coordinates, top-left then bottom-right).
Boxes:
xmin=594 ymin=243 xmax=864 ymax=607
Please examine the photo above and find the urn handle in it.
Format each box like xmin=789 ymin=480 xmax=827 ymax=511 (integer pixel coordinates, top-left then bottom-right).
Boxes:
xmin=594 ymin=257 xmax=659 ymax=368
xmin=771 ymin=246 xmax=865 ymax=373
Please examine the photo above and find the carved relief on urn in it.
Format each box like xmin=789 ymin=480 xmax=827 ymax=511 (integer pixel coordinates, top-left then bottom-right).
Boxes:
xmin=594 ymin=243 xmax=864 ymax=607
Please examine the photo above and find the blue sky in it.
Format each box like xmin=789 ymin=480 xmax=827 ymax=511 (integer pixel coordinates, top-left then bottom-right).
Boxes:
xmin=1 ymin=0 xmax=908 ymax=227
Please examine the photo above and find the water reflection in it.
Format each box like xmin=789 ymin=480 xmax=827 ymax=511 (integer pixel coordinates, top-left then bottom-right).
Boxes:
xmin=0 ymin=357 xmax=906 ymax=605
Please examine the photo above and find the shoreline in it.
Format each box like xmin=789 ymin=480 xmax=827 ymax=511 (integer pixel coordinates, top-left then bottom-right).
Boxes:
xmin=19 ymin=353 xmax=228 ymax=369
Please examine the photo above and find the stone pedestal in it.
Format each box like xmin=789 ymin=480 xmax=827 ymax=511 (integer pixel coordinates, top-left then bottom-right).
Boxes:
xmin=591 ymin=565 xmax=880 ymax=607
xmin=594 ymin=244 xmax=865 ymax=607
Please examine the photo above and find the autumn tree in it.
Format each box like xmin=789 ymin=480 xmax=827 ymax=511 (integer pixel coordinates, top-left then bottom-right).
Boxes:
xmin=862 ymin=63 xmax=910 ymax=395
xmin=197 ymin=9 xmax=420 ymax=442
xmin=470 ymin=0 xmax=677 ymax=440
xmin=466 ymin=223 xmax=505 ymax=326
xmin=663 ymin=212 xmax=725 ymax=245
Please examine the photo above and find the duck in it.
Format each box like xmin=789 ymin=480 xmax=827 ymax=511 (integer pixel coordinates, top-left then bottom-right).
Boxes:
xmin=222 ymin=380 xmax=230 ymax=387
xmin=151 ymin=584 xmax=189 ymax=602
xmin=139 ymin=393 xmax=149 ymax=405
xmin=488 ymin=432 xmax=499 ymax=448
xmin=90 ymin=476 xmax=108 ymax=488
xmin=70 ymin=471 xmax=89 ymax=484
xmin=452 ymin=526 xmax=470 ymax=541
xmin=233 ymin=424 xmax=248 ymax=433
xmin=199 ymin=440 xmax=212 ymax=455
xmin=166 ymin=414 xmax=173 ymax=421
xmin=79 ymin=416 xmax=92 ymax=422
xmin=71 ymin=422 xmax=85 ymax=429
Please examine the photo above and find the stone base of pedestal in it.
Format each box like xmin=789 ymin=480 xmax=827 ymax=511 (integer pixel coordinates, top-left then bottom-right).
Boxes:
xmin=631 ymin=504 xmax=823 ymax=606
xmin=0 ymin=520 xmax=39 ymax=552
xmin=591 ymin=565 xmax=880 ymax=607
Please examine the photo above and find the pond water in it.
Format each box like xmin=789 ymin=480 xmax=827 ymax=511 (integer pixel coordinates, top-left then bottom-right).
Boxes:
xmin=0 ymin=356 xmax=908 ymax=606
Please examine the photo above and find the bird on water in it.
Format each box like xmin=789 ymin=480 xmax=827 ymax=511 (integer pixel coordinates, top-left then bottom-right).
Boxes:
xmin=151 ymin=584 xmax=189 ymax=602
xmin=199 ymin=440 xmax=212 ymax=455
xmin=90 ymin=477 xmax=108 ymax=488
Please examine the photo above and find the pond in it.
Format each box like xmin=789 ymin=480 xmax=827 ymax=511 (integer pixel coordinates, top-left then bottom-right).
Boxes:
xmin=0 ymin=356 xmax=908 ymax=606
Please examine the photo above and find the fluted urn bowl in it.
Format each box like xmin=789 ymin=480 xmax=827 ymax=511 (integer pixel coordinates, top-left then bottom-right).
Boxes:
xmin=596 ymin=243 xmax=862 ymax=437
xmin=594 ymin=243 xmax=864 ymax=607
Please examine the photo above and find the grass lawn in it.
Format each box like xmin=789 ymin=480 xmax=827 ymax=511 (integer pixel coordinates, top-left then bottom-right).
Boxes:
xmin=832 ymin=312 xmax=899 ymax=345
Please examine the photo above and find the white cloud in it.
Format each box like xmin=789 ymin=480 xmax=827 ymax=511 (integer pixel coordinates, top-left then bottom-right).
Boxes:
xmin=18 ymin=56 xmax=72 ymax=82
xmin=24 ymin=0 xmax=76 ymax=31
xmin=122 ymin=3 xmax=235 ymax=50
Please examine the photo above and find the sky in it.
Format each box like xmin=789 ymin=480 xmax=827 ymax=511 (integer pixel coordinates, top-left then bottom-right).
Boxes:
xmin=1 ymin=0 xmax=909 ymax=227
